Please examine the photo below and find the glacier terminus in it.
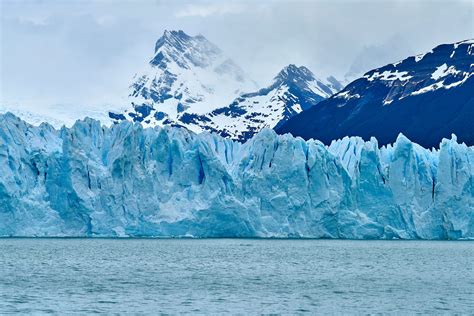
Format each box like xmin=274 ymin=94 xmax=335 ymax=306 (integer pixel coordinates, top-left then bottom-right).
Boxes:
xmin=1 ymin=113 xmax=472 ymax=239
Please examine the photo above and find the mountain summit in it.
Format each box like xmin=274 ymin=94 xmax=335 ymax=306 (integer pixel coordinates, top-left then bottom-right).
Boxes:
xmin=150 ymin=30 xmax=222 ymax=69
xmin=199 ymin=64 xmax=341 ymax=141
xmin=110 ymin=30 xmax=341 ymax=141
xmin=278 ymin=39 xmax=474 ymax=147
xmin=120 ymin=30 xmax=256 ymax=125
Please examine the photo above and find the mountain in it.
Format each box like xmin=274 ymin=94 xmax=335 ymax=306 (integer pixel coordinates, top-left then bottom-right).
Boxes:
xmin=1 ymin=113 xmax=473 ymax=239
xmin=277 ymin=39 xmax=474 ymax=148
xmin=184 ymin=64 xmax=341 ymax=141
xmin=110 ymin=30 xmax=341 ymax=141
xmin=111 ymin=30 xmax=257 ymax=125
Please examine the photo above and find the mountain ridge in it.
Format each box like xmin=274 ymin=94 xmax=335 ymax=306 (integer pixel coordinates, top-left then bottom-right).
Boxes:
xmin=110 ymin=30 xmax=341 ymax=141
xmin=277 ymin=39 xmax=474 ymax=148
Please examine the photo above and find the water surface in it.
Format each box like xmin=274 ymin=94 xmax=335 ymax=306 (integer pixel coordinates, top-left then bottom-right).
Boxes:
xmin=0 ymin=239 xmax=473 ymax=314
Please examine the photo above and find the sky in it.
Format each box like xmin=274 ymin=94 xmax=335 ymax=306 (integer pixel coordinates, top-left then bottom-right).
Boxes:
xmin=1 ymin=0 xmax=473 ymax=113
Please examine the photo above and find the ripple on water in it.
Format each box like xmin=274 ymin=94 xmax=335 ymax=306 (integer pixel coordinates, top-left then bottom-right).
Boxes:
xmin=0 ymin=239 xmax=472 ymax=314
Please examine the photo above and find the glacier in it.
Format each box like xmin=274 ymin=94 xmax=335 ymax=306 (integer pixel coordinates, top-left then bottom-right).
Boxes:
xmin=0 ymin=112 xmax=473 ymax=239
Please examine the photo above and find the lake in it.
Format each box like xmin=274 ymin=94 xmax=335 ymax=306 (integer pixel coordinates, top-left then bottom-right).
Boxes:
xmin=0 ymin=239 xmax=473 ymax=314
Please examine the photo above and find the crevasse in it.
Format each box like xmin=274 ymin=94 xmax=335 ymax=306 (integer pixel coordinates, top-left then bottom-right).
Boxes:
xmin=0 ymin=113 xmax=472 ymax=239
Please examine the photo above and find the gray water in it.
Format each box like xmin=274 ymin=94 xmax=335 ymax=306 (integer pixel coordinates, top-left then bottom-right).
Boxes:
xmin=0 ymin=239 xmax=473 ymax=314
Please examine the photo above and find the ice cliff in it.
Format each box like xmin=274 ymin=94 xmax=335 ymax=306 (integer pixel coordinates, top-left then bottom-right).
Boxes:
xmin=0 ymin=113 xmax=472 ymax=239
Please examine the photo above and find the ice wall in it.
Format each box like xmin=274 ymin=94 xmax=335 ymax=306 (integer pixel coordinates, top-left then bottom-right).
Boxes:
xmin=0 ymin=113 xmax=472 ymax=239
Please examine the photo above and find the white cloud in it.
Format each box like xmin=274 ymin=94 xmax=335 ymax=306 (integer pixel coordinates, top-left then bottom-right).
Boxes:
xmin=18 ymin=16 xmax=49 ymax=26
xmin=1 ymin=0 xmax=472 ymax=111
xmin=175 ymin=3 xmax=247 ymax=18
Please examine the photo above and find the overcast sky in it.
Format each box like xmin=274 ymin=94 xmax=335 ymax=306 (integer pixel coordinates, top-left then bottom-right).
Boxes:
xmin=1 ymin=0 xmax=473 ymax=111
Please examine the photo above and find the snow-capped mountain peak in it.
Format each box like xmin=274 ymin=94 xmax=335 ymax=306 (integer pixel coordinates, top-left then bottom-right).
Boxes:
xmin=2 ymin=29 xmax=342 ymax=142
xmin=109 ymin=31 xmax=342 ymax=142
xmin=273 ymin=64 xmax=339 ymax=100
xmin=275 ymin=64 xmax=314 ymax=81
xmin=151 ymin=30 xmax=222 ymax=70
xmin=125 ymin=30 xmax=257 ymax=124
xmin=198 ymin=64 xmax=342 ymax=141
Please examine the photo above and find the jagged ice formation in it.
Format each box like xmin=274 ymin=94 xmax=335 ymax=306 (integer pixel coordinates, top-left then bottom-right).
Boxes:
xmin=0 ymin=113 xmax=472 ymax=239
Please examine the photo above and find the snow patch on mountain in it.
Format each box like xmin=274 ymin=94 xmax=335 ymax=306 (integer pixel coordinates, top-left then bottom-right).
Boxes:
xmin=335 ymin=91 xmax=361 ymax=101
xmin=365 ymin=70 xmax=413 ymax=82
xmin=431 ymin=63 xmax=460 ymax=80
